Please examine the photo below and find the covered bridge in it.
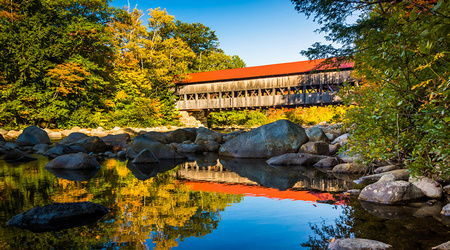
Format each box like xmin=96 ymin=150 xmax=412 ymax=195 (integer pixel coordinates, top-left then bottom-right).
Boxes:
xmin=175 ymin=59 xmax=354 ymax=111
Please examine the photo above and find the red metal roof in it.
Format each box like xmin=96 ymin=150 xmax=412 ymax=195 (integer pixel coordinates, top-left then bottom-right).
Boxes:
xmin=183 ymin=58 xmax=353 ymax=84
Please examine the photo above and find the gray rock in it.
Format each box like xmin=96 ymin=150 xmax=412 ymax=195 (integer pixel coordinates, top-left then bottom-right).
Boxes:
xmin=267 ymin=153 xmax=327 ymax=166
xmin=359 ymin=180 xmax=425 ymax=204
xmin=374 ymin=164 xmax=402 ymax=174
xmin=354 ymin=169 xmax=410 ymax=185
xmin=344 ymin=189 xmax=361 ymax=197
xmin=164 ymin=129 xmax=197 ymax=143
xmin=433 ymin=240 xmax=450 ymax=250
xmin=144 ymin=132 xmax=169 ymax=144
xmin=4 ymin=142 xmax=18 ymax=150
xmin=43 ymin=144 xmax=87 ymax=158
xmin=223 ymin=130 xmax=246 ymax=142
xmin=4 ymin=149 xmax=38 ymax=162
xmin=329 ymin=144 xmax=341 ymax=156
xmin=219 ymin=120 xmax=308 ymax=158
xmin=332 ymin=162 xmax=367 ymax=174
xmin=176 ymin=143 xmax=205 ymax=153
xmin=410 ymin=176 xmax=442 ymax=199
xmin=45 ymin=153 xmax=101 ymax=170
xmin=69 ymin=136 xmax=109 ymax=153
xmin=331 ymin=133 xmax=349 ymax=147
xmin=195 ymin=139 xmax=220 ymax=152
xmin=117 ymin=151 xmax=127 ymax=159
xmin=313 ymin=157 xmax=342 ymax=168
xmin=15 ymin=126 xmax=51 ymax=146
xmin=441 ymin=203 xmax=450 ymax=216
xmin=299 ymin=141 xmax=330 ymax=155
xmin=131 ymin=135 xmax=186 ymax=159
xmin=15 ymin=133 xmax=41 ymax=146
xmin=7 ymin=202 xmax=108 ymax=232
xmin=306 ymin=126 xmax=330 ymax=143
xmin=59 ymin=132 xmax=88 ymax=145
xmin=132 ymin=149 xmax=160 ymax=164
xmin=0 ymin=133 xmax=5 ymax=142
xmin=328 ymin=238 xmax=392 ymax=250
xmin=100 ymin=133 xmax=131 ymax=143
xmin=195 ymin=127 xmax=223 ymax=144
xmin=32 ymin=143 xmax=51 ymax=154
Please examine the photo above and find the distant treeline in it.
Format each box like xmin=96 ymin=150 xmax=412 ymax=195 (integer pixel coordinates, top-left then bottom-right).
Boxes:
xmin=0 ymin=1 xmax=245 ymax=129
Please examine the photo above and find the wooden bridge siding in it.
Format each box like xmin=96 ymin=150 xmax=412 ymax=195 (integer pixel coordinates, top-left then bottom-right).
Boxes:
xmin=176 ymin=70 xmax=352 ymax=110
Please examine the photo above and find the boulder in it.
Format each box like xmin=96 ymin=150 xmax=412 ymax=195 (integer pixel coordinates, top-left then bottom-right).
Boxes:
xmin=223 ymin=130 xmax=246 ymax=142
xmin=32 ymin=143 xmax=51 ymax=154
xmin=306 ymin=126 xmax=330 ymax=143
xmin=358 ymin=180 xmax=425 ymax=204
xmin=47 ymin=131 xmax=62 ymax=140
xmin=195 ymin=139 xmax=220 ymax=152
xmin=374 ymin=164 xmax=402 ymax=174
xmin=130 ymin=135 xmax=186 ymax=159
xmin=46 ymin=168 xmax=100 ymax=181
xmin=45 ymin=153 xmax=101 ymax=170
xmin=441 ymin=203 xmax=450 ymax=216
xmin=144 ymin=131 xmax=169 ymax=144
xmin=299 ymin=141 xmax=330 ymax=155
xmin=433 ymin=240 xmax=450 ymax=250
xmin=100 ymin=133 xmax=131 ymax=143
xmin=15 ymin=126 xmax=51 ymax=146
xmin=5 ymin=130 xmax=21 ymax=140
xmin=344 ymin=189 xmax=361 ymax=197
xmin=332 ymin=162 xmax=367 ymax=174
xmin=332 ymin=133 xmax=349 ymax=147
xmin=4 ymin=149 xmax=38 ymax=162
xmin=59 ymin=132 xmax=88 ymax=145
xmin=354 ymin=169 xmax=410 ymax=185
xmin=15 ymin=133 xmax=41 ymax=146
xmin=195 ymin=127 xmax=223 ymax=144
xmin=176 ymin=143 xmax=206 ymax=153
xmin=4 ymin=142 xmax=18 ymax=150
xmin=413 ymin=202 xmax=443 ymax=218
xmin=266 ymin=153 xmax=328 ymax=166
xmin=328 ymin=238 xmax=392 ymax=250
xmin=43 ymin=144 xmax=87 ymax=158
xmin=7 ymin=202 xmax=108 ymax=232
xmin=132 ymin=149 xmax=160 ymax=164
xmin=219 ymin=120 xmax=308 ymax=158
xmin=164 ymin=129 xmax=197 ymax=143
xmin=117 ymin=151 xmax=127 ymax=159
xmin=0 ymin=133 xmax=6 ymax=143
xmin=410 ymin=176 xmax=442 ymax=199
xmin=329 ymin=144 xmax=341 ymax=156
xmin=313 ymin=157 xmax=342 ymax=168
xmin=69 ymin=136 xmax=109 ymax=153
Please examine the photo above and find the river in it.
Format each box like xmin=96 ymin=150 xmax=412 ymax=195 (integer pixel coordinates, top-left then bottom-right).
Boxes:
xmin=1 ymin=153 xmax=449 ymax=249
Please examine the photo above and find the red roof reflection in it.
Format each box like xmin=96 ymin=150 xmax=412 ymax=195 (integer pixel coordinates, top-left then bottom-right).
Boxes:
xmin=182 ymin=180 xmax=343 ymax=204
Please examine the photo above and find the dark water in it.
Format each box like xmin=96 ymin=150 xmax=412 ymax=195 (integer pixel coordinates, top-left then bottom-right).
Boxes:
xmin=1 ymin=154 xmax=450 ymax=249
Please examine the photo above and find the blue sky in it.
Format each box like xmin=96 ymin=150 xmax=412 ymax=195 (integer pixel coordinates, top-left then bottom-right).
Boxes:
xmin=110 ymin=0 xmax=328 ymax=67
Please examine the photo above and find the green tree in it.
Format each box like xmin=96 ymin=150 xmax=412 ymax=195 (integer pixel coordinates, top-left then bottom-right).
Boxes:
xmin=0 ymin=0 xmax=120 ymax=129
xmin=291 ymin=0 xmax=450 ymax=176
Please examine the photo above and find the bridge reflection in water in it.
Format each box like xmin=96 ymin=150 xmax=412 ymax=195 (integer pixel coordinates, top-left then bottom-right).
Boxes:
xmin=175 ymin=154 xmax=356 ymax=202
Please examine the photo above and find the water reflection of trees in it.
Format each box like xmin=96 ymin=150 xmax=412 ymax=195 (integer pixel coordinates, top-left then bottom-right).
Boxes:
xmin=0 ymin=157 xmax=243 ymax=249
xmin=301 ymin=199 xmax=450 ymax=249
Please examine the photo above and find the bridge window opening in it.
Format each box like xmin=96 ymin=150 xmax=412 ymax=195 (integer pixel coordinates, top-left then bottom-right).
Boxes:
xmin=199 ymin=93 xmax=207 ymax=100
xmin=234 ymin=91 xmax=245 ymax=98
xmin=275 ymin=87 xmax=288 ymax=95
xmin=179 ymin=95 xmax=185 ymax=101
xmin=222 ymin=92 xmax=232 ymax=98
xmin=209 ymin=92 xmax=220 ymax=99
xmin=187 ymin=94 xmax=195 ymax=100
xmin=248 ymin=90 xmax=258 ymax=97
xmin=290 ymin=86 xmax=302 ymax=95
xmin=262 ymin=88 xmax=273 ymax=96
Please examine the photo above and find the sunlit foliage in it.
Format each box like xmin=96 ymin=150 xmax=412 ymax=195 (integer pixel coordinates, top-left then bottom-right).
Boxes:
xmin=291 ymin=0 xmax=450 ymax=176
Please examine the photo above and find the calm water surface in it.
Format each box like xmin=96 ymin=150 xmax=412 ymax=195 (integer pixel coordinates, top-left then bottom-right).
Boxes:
xmin=1 ymin=154 xmax=450 ymax=249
